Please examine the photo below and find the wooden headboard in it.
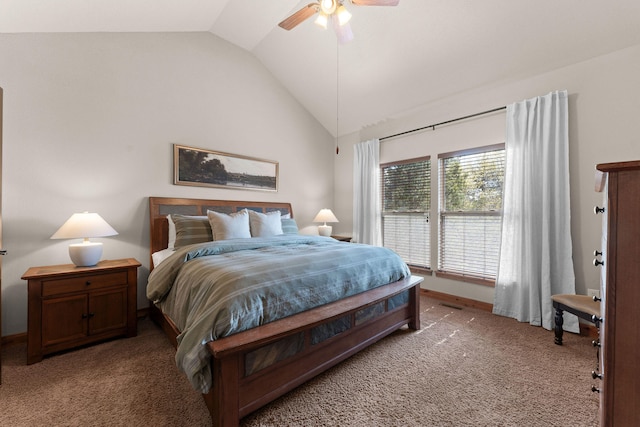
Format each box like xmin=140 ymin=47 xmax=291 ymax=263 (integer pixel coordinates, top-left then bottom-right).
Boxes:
xmin=149 ymin=197 xmax=293 ymax=268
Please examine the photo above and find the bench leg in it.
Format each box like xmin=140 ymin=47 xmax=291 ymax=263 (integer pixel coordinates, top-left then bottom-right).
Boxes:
xmin=554 ymin=307 xmax=564 ymax=345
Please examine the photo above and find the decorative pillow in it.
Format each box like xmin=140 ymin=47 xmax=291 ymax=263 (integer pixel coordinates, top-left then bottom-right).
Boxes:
xmin=171 ymin=214 xmax=212 ymax=248
xmin=207 ymin=209 xmax=251 ymax=240
xmin=281 ymin=218 xmax=299 ymax=234
xmin=249 ymin=210 xmax=283 ymax=237
xmin=166 ymin=213 xmax=204 ymax=248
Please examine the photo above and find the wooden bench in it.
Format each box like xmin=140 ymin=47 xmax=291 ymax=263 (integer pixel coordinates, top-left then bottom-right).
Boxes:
xmin=551 ymin=294 xmax=601 ymax=345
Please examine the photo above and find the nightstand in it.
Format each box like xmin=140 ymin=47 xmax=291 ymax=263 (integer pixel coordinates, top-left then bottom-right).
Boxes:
xmin=22 ymin=258 xmax=141 ymax=364
xmin=331 ymin=235 xmax=352 ymax=242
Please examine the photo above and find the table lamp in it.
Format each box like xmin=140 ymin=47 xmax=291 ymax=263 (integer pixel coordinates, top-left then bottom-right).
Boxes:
xmin=313 ymin=208 xmax=339 ymax=237
xmin=51 ymin=212 xmax=118 ymax=267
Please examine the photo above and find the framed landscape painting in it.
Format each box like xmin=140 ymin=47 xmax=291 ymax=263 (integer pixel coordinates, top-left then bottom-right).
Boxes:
xmin=174 ymin=144 xmax=278 ymax=192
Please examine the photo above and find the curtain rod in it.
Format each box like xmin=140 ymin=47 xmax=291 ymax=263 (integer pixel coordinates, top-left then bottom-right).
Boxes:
xmin=379 ymin=106 xmax=507 ymax=142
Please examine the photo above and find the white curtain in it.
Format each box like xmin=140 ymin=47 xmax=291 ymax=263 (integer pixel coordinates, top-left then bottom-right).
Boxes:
xmin=353 ymin=138 xmax=381 ymax=246
xmin=493 ymin=90 xmax=578 ymax=332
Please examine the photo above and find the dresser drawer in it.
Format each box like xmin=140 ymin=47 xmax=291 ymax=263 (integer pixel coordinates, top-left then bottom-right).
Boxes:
xmin=42 ymin=271 xmax=128 ymax=297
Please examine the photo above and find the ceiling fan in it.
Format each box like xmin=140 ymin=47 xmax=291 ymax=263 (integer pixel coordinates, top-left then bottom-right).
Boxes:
xmin=278 ymin=0 xmax=399 ymax=43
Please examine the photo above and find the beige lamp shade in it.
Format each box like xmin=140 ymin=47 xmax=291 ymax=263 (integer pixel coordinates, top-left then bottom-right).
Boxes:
xmin=51 ymin=212 xmax=118 ymax=267
xmin=313 ymin=209 xmax=339 ymax=237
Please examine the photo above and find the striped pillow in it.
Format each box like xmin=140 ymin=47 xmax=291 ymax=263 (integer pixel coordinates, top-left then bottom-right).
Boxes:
xmin=171 ymin=214 xmax=212 ymax=248
xmin=281 ymin=218 xmax=299 ymax=234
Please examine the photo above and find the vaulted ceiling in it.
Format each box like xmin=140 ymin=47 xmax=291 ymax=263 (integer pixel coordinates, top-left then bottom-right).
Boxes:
xmin=2 ymin=0 xmax=640 ymax=137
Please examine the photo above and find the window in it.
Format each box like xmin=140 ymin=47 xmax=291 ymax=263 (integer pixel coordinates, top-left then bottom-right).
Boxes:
xmin=438 ymin=144 xmax=505 ymax=284
xmin=381 ymin=157 xmax=431 ymax=269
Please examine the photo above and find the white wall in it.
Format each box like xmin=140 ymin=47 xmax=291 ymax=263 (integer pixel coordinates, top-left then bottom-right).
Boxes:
xmin=3 ymin=33 xmax=638 ymax=336
xmin=0 ymin=32 xmax=335 ymax=336
xmin=334 ymin=43 xmax=640 ymax=304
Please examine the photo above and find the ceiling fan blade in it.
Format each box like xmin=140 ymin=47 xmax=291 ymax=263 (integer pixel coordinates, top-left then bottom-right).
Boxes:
xmin=350 ymin=0 xmax=399 ymax=5
xmin=278 ymin=3 xmax=320 ymax=30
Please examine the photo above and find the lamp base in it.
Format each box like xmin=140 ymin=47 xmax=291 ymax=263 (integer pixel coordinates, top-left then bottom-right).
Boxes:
xmin=318 ymin=225 xmax=332 ymax=237
xmin=68 ymin=242 xmax=103 ymax=267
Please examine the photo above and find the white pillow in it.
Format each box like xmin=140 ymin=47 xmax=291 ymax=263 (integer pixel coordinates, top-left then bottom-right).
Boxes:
xmin=207 ymin=209 xmax=251 ymax=240
xmin=167 ymin=214 xmax=176 ymax=249
xmin=152 ymin=248 xmax=175 ymax=268
xmin=249 ymin=210 xmax=283 ymax=237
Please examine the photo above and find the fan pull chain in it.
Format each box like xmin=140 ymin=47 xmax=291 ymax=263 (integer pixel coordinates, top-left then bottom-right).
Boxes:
xmin=336 ymin=38 xmax=340 ymax=155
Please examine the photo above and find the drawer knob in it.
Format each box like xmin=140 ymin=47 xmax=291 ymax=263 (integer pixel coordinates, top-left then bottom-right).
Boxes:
xmin=85 ymin=280 xmax=92 ymax=286
xmin=82 ymin=313 xmax=88 ymax=319
xmin=594 ymin=206 xmax=605 ymax=214
xmin=592 ymin=371 xmax=603 ymax=380
xmin=593 ymin=259 xmax=604 ymax=267
xmin=594 ymin=250 xmax=602 ymax=257
xmin=591 ymin=386 xmax=600 ymax=394
xmin=592 ymin=315 xmax=602 ymax=324
xmin=592 ymin=340 xmax=601 ymax=348
xmin=593 ymin=295 xmax=601 ymax=302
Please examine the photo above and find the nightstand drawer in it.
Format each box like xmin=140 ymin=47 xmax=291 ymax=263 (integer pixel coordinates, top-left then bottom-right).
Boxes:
xmin=42 ymin=271 xmax=128 ymax=296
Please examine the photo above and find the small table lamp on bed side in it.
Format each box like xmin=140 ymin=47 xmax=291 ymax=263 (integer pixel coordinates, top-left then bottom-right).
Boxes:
xmin=313 ymin=208 xmax=339 ymax=237
xmin=51 ymin=212 xmax=118 ymax=267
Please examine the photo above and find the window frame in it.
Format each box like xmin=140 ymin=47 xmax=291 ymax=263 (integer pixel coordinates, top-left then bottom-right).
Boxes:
xmin=380 ymin=156 xmax=432 ymax=271
xmin=436 ymin=143 xmax=505 ymax=287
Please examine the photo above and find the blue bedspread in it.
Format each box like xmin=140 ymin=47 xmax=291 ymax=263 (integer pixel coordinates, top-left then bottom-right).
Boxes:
xmin=146 ymin=235 xmax=410 ymax=393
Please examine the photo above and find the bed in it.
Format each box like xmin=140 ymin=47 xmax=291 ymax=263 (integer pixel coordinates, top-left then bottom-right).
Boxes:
xmin=147 ymin=196 xmax=423 ymax=427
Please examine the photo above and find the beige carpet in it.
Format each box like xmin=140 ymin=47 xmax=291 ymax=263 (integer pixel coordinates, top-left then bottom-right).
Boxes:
xmin=0 ymin=295 xmax=599 ymax=426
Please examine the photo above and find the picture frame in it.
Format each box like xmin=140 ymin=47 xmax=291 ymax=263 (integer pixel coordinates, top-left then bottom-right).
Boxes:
xmin=173 ymin=144 xmax=278 ymax=192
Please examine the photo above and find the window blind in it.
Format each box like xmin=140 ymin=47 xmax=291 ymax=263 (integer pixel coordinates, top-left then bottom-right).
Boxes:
xmin=381 ymin=157 xmax=431 ymax=269
xmin=438 ymin=145 xmax=505 ymax=280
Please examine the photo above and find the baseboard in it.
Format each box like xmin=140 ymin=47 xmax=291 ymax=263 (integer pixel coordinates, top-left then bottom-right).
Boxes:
xmin=1 ymin=332 xmax=26 ymax=347
xmin=420 ymin=289 xmax=493 ymax=312
xmin=421 ymin=289 xmax=599 ymax=339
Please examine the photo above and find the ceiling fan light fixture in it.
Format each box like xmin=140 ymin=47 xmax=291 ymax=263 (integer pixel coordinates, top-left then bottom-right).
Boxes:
xmin=320 ymin=0 xmax=337 ymax=15
xmin=336 ymin=5 xmax=352 ymax=26
xmin=315 ymin=12 xmax=329 ymax=29
xmin=278 ymin=0 xmax=398 ymax=35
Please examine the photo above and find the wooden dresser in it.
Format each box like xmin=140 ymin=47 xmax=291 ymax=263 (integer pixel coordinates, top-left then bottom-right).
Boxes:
xmin=594 ymin=160 xmax=640 ymax=426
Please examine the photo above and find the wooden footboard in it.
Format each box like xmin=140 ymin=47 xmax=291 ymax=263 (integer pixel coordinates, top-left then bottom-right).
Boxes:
xmin=149 ymin=275 xmax=422 ymax=426
xmin=204 ymin=275 xmax=422 ymax=427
